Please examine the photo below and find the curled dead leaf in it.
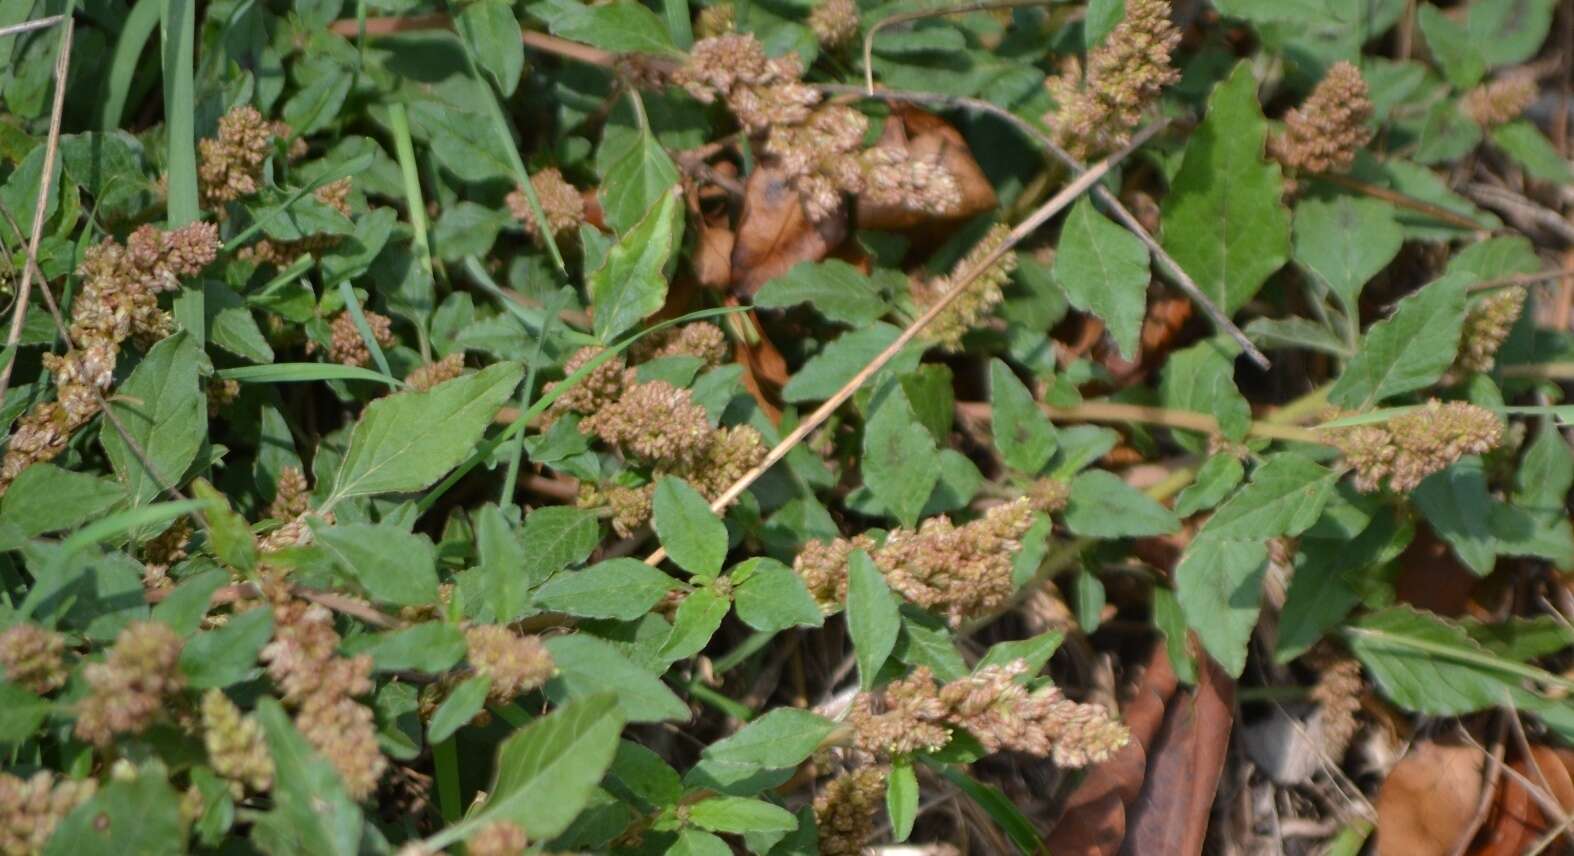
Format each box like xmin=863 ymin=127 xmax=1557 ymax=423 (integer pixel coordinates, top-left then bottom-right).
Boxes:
xmin=730 ymin=167 xmax=847 ymax=296
xmin=694 ymin=222 xmax=734 ymax=289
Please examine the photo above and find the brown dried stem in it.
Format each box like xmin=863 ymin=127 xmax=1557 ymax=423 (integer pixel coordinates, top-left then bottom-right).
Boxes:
xmin=952 ymin=399 xmax=1325 ymax=445
xmin=641 ymin=122 xmax=1165 ymax=567
xmin=0 ymin=17 xmax=72 ymax=410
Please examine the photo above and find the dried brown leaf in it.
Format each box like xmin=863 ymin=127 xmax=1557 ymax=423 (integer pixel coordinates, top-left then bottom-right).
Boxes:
xmin=730 ymin=167 xmax=846 ymax=296
xmin=1376 ymin=738 xmax=1487 ymax=856
xmin=1120 ymin=655 xmax=1235 ymax=856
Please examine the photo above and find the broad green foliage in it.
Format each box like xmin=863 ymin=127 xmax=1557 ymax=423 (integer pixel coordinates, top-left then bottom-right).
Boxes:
xmin=4 ymin=0 xmax=1572 ymax=851
xmin=1161 ymin=62 xmax=1291 ymax=314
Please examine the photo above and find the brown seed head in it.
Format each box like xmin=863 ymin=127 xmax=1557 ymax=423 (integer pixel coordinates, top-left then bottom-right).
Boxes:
xmin=201 ymin=689 xmax=276 ymax=794
xmin=1461 ymin=73 xmax=1538 ymax=127
xmin=74 ymin=620 xmax=186 ymax=746
xmin=0 ymin=623 xmax=68 ymax=695
xmin=1269 ymin=61 xmax=1374 ymax=175
xmin=1045 ymin=0 xmax=1181 ymax=159
xmin=464 ymin=625 xmax=555 ymax=703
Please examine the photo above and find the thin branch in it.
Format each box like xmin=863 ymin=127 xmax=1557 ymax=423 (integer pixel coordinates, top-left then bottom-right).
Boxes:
xmin=819 ymin=83 xmax=1271 ymax=370
xmin=1320 ymin=172 xmax=1492 ymax=232
xmin=641 ymin=122 xmax=1164 ymax=567
xmin=0 ymin=14 xmax=63 ymax=38
xmin=0 ymin=17 xmax=72 ymax=410
xmin=1468 ymin=267 xmax=1574 ymax=292
xmin=952 ymin=399 xmax=1326 ymax=445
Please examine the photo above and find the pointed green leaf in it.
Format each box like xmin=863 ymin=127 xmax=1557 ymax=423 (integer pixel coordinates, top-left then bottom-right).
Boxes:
xmin=1054 ymin=196 xmax=1150 ymax=359
xmin=1160 ymin=62 xmax=1290 ymax=314
xmin=989 ymin=359 xmax=1056 ymax=474
xmin=653 ymin=476 xmax=728 ymax=576
xmin=847 ymin=549 xmax=901 ymax=689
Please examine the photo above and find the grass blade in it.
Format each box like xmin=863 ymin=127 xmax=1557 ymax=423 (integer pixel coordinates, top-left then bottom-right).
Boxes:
xmin=337 ymin=280 xmax=395 ymax=381
xmin=101 ymin=0 xmax=160 ymax=129
xmin=218 ymin=363 xmax=404 ymax=386
xmin=160 ymin=0 xmax=199 ymax=225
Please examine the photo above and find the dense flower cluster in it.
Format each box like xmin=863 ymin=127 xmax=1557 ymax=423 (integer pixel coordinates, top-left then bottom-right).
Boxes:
xmin=677 ymin=34 xmax=959 ymax=221
xmin=0 ymin=623 xmax=68 ymax=695
xmin=260 ymin=595 xmax=385 ymax=799
xmin=694 ymin=2 xmax=734 ymax=37
xmin=320 ymin=309 xmax=397 ymax=368
xmin=405 ymin=353 xmax=466 ymax=391
xmin=466 ymin=821 xmax=529 ymax=856
xmin=269 ymin=465 xmax=312 ymax=521
xmin=813 ymin=766 xmax=888 ymax=856
xmin=1461 ymin=73 xmax=1537 ymax=127
xmin=1045 ymin=0 xmax=1180 ymax=159
xmin=795 ymin=498 xmax=1035 ymax=625
xmin=1308 ymin=649 xmax=1363 ymax=762
xmin=808 ymin=0 xmax=859 ymax=48
xmin=1456 ymin=286 xmax=1526 ymax=373
xmin=75 ymin=621 xmax=186 ymax=746
xmin=199 ymin=105 xmax=275 ymax=207
xmin=848 ymin=661 xmax=1130 ymax=766
xmin=1326 ymin=400 xmax=1503 ymax=493
xmin=628 ymin=321 xmax=730 ymax=368
xmin=0 ymin=771 xmax=97 ymax=856
xmin=506 ymin=168 xmax=585 ymax=241
xmin=201 ymin=689 xmax=275 ymax=795
xmin=552 ymin=338 xmax=767 ymax=532
xmin=909 ymin=224 xmax=1018 ymax=351
xmin=464 ymin=625 xmax=555 ymax=704
xmin=1 ymin=222 xmax=218 ymax=491
xmin=1269 ymin=61 xmax=1374 ymax=175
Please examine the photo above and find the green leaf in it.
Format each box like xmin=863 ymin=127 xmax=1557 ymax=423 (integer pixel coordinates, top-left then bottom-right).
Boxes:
xmin=1346 ymin=605 xmax=1562 ymax=715
xmin=701 ymin=708 xmax=838 ymax=770
xmin=477 ymin=694 xmax=625 ymax=842
xmin=252 ymin=698 xmax=363 ymax=856
xmin=989 ymin=359 xmax=1056 ymax=474
xmin=1064 ymin=470 xmax=1180 ymax=537
xmin=689 ymin=796 xmax=798 ymax=834
xmin=1327 ymin=272 xmax=1470 ymax=408
xmin=1245 ymin=316 xmax=1353 ymax=357
xmin=1173 ymin=454 xmax=1245 ymax=517
xmin=732 ymin=558 xmax=824 ymax=631
xmin=329 ymin=361 xmax=523 ymax=502
xmin=653 ymin=477 xmax=728 ymax=576
xmin=205 ymin=281 xmax=274 ymax=364
xmin=544 ymin=634 xmax=689 ymax=722
xmin=658 ymin=587 xmax=730 ymax=660
xmin=360 ymin=622 xmax=467 ymax=673
xmin=781 ymin=323 xmax=924 ymax=403
xmin=1418 ymin=5 xmax=1486 ymax=88
xmin=1174 ymin=536 xmax=1269 ymax=678
xmin=611 ymin=740 xmax=683 ymax=807
xmin=1160 ymin=338 xmax=1251 ymax=446
xmin=190 ymin=480 xmax=257 ymax=573
xmin=976 ymin=631 xmax=1065 ymax=675
xmin=599 ymin=125 xmax=683 ymax=234
xmin=754 ymin=260 xmax=889 ymax=326
xmin=101 ymin=331 xmax=205 ymax=504
xmin=1292 ymin=195 xmax=1404 ymax=316
xmin=0 ymin=464 xmax=126 ymax=548
xmin=150 ymin=569 xmax=227 ymax=636
xmin=0 ymin=682 xmax=50 ymax=745
xmin=589 ymin=189 xmax=682 ymax=342
xmin=1491 ymin=120 xmax=1574 ymax=183
xmin=526 ymin=0 xmax=681 ymax=55
xmin=888 ymin=760 xmax=919 ymax=842
xmin=456 ymin=0 xmax=524 ymax=95
xmin=1412 ymin=458 xmax=1497 ymax=575
xmin=473 ymin=503 xmax=529 ymax=622
xmin=180 ymin=607 xmax=274 ymax=689
xmin=670 ymin=829 xmax=731 ymax=856
xmin=846 ymin=549 xmax=901 ymax=689
xmin=896 ymin=608 xmax=969 ymax=681
xmin=1053 ymin=197 xmax=1150 ymax=359
xmin=519 ymin=505 xmax=602 ymax=587
xmin=1463 ymin=0 xmax=1557 ymax=68
xmin=427 ymin=675 xmax=491 ymax=743
xmin=313 ymin=522 xmax=440 ymax=606
xmin=534 ymin=558 xmax=678 ymax=620
xmin=45 ymin=769 xmax=184 ymax=856
xmin=1277 ymin=512 xmax=1411 ymax=662
xmin=1201 ymin=453 xmax=1338 ymax=541
xmin=862 ymin=383 xmax=941 ymax=528
xmin=1160 ymin=62 xmax=1291 ymax=314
